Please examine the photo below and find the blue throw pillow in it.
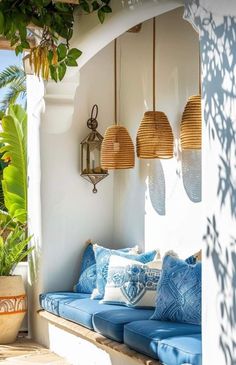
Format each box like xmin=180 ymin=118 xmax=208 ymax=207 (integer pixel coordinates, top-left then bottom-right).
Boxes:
xmin=151 ymin=255 xmax=201 ymax=325
xmin=74 ymin=243 xmax=97 ymax=294
xmin=185 ymin=255 xmax=197 ymax=265
xmin=92 ymin=245 xmax=158 ymax=299
xmin=74 ymin=243 xmax=139 ymax=294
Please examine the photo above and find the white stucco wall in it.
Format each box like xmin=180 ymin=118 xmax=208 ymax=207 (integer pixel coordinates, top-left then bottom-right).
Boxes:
xmin=39 ymin=44 xmax=115 ymax=294
xmin=184 ymin=2 xmax=236 ymax=364
xmin=28 ymin=44 xmax=115 ymax=344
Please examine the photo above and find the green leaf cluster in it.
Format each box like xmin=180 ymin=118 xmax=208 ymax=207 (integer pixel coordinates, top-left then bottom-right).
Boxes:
xmin=0 ymin=0 xmax=113 ymax=81
xmin=0 ymin=225 xmax=33 ymax=276
xmin=80 ymin=0 xmax=112 ymax=23
xmin=50 ymin=44 xmax=82 ymax=82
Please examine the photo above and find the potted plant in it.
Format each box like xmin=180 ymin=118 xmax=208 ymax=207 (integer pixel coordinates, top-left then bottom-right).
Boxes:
xmin=0 ymin=105 xmax=32 ymax=343
xmin=0 ymin=224 xmax=33 ymax=344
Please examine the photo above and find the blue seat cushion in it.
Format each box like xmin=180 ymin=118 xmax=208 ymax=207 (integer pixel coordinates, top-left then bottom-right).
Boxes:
xmin=93 ymin=308 xmax=154 ymax=342
xmin=40 ymin=292 xmax=127 ymax=330
xmin=158 ymin=334 xmax=202 ymax=365
xmin=124 ymin=320 xmax=201 ymax=360
xmin=39 ymin=292 xmax=90 ymax=316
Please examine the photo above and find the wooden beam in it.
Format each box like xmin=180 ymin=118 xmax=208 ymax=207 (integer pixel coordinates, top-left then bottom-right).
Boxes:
xmin=0 ymin=37 xmax=13 ymax=50
xmin=0 ymin=37 xmax=36 ymax=51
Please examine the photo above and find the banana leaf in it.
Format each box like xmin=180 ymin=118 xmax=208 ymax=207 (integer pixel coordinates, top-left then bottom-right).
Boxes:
xmin=0 ymin=105 xmax=27 ymax=224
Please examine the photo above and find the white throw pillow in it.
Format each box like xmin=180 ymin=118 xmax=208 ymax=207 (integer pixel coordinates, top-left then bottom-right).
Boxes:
xmin=102 ymin=255 xmax=162 ymax=308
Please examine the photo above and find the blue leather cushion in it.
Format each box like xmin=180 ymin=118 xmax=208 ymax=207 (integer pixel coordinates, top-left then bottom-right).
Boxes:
xmin=158 ymin=334 xmax=202 ymax=365
xmin=93 ymin=246 xmax=157 ymax=299
xmin=151 ymin=255 xmax=201 ymax=325
xmin=40 ymin=292 xmax=127 ymax=330
xmin=39 ymin=292 xmax=90 ymax=316
xmin=124 ymin=320 xmax=201 ymax=360
xmin=93 ymin=307 xmax=154 ymax=342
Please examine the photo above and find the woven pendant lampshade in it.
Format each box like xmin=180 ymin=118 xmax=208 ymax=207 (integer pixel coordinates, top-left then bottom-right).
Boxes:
xmin=101 ymin=126 xmax=135 ymax=169
xmin=180 ymin=94 xmax=202 ymax=150
xmin=136 ymin=18 xmax=174 ymax=159
xmin=137 ymin=111 xmax=174 ymax=159
xmin=101 ymin=39 xmax=135 ymax=170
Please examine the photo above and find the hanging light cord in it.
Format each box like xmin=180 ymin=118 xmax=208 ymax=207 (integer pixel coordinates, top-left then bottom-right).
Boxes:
xmin=198 ymin=43 xmax=201 ymax=95
xmin=114 ymin=38 xmax=118 ymax=125
xmin=153 ymin=17 xmax=156 ymax=112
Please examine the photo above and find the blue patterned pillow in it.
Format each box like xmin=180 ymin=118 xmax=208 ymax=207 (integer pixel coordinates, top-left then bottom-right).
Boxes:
xmin=74 ymin=243 xmax=139 ymax=294
xmin=92 ymin=245 xmax=158 ymax=299
xmin=151 ymin=255 xmax=201 ymax=325
xmin=74 ymin=243 xmax=96 ymax=294
xmin=102 ymin=255 xmax=162 ymax=308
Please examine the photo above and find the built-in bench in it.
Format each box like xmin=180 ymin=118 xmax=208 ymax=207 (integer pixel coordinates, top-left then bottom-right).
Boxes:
xmin=39 ymin=292 xmax=202 ymax=365
xmin=39 ymin=310 xmax=161 ymax=365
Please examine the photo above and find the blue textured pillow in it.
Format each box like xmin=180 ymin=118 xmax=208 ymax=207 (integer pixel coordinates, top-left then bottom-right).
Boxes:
xmin=92 ymin=245 xmax=158 ymax=299
xmin=74 ymin=243 xmax=139 ymax=294
xmin=151 ymin=255 xmax=201 ymax=325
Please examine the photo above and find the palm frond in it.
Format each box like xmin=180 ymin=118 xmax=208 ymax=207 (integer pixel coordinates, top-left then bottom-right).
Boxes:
xmin=0 ymin=84 xmax=27 ymax=112
xmin=0 ymin=66 xmax=26 ymax=89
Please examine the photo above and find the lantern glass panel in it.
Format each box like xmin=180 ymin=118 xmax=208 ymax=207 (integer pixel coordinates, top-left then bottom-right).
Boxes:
xmin=82 ymin=140 xmax=104 ymax=174
xmin=89 ymin=141 xmax=102 ymax=173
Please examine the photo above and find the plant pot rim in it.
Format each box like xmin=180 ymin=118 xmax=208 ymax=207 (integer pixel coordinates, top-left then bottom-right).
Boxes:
xmin=0 ymin=275 xmax=23 ymax=278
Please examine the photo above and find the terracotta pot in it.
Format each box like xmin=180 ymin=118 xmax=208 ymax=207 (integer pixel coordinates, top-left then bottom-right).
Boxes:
xmin=0 ymin=276 xmax=27 ymax=344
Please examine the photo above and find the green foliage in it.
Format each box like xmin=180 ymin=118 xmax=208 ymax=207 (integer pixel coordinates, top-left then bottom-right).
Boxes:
xmin=0 ymin=210 xmax=15 ymax=228
xmin=0 ymin=105 xmax=27 ymax=224
xmin=0 ymin=66 xmax=26 ymax=112
xmin=50 ymin=45 xmax=82 ymax=82
xmin=0 ymin=0 xmax=113 ymax=81
xmin=0 ymin=224 xmax=33 ymax=276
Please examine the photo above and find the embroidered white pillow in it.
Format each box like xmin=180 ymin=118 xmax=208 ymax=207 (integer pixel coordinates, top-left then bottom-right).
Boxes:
xmin=102 ymin=255 xmax=162 ymax=308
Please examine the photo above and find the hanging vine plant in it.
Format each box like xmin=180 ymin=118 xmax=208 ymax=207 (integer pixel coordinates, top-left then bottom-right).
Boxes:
xmin=0 ymin=0 xmax=112 ymax=81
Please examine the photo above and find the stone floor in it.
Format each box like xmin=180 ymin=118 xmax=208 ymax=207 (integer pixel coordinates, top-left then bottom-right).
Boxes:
xmin=0 ymin=338 xmax=69 ymax=364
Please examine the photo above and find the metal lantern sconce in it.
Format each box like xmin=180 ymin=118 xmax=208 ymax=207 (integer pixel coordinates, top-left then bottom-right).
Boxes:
xmin=80 ymin=105 xmax=108 ymax=193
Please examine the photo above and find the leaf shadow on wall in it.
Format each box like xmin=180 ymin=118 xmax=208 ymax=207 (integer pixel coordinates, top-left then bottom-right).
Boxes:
xmin=200 ymin=16 xmax=236 ymax=220
xmin=182 ymin=150 xmax=202 ymax=203
xmin=185 ymin=3 xmax=236 ymax=364
xmin=148 ymin=160 xmax=166 ymax=216
xmin=204 ymin=215 xmax=236 ymax=365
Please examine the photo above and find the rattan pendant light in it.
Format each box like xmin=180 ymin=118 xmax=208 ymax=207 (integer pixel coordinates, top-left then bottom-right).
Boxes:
xmin=136 ymin=18 xmax=174 ymax=159
xmin=180 ymin=52 xmax=202 ymax=150
xmin=101 ymin=39 xmax=135 ymax=169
